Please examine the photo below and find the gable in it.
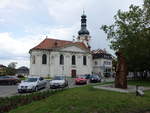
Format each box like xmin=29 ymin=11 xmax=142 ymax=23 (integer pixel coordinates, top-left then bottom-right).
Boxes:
xmin=60 ymin=45 xmax=87 ymax=53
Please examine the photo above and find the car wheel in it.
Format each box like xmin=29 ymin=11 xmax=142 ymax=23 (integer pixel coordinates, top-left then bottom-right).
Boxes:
xmin=44 ymin=83 xmax=47 ymax=88
xmin=60 ymin=84 xmax=64 ymax=88
xmin=50 ymin=86 xmax=54 ymax=89
xmin=18 ymin=90 xmax=22 ymax=93
xmin=13 ymin=81 xmax=17 ymax=85
xmin=35 ymin=86 xmax=38 ymax=92
xmin=43 ymin=85 xmax=46 ymax=89
xmin=65 ymin=82 xmax=67 ymax=86
xmin=61 ymin=85 xmax=64 ymax=88
xmin=8 ymin=81 xmax=11 ymax=85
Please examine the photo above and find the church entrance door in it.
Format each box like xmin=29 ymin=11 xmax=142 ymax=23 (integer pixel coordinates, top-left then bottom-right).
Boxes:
xmin=71 ymin=70 xmax=76 ymax=78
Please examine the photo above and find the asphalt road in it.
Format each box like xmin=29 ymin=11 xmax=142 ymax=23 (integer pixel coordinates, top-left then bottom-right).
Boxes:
xmin=0 ymin=77 xmax=114 ymax=97
xmin=0 ymin=85 xmax=18 ymax=97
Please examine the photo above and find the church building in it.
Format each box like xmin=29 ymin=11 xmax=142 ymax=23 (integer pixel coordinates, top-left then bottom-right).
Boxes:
xmin=29 ymin=13 xmax=93 ymax=77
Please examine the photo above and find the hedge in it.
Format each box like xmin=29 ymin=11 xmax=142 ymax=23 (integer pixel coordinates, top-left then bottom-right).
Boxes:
xmin=0 ymin=88 xmax=64 ymax=113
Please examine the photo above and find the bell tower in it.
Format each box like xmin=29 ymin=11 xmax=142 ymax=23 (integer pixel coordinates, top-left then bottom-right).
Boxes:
xmin=77 ymin=11 xmax=91 ymax=48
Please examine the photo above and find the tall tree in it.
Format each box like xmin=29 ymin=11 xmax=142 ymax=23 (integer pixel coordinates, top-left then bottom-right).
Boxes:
xmin=101 ymin=0 xmax=150 ymax=76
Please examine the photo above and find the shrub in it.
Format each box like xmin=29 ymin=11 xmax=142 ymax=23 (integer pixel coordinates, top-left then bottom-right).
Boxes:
xmin=17 ymin=75 xmax=25 ymax=78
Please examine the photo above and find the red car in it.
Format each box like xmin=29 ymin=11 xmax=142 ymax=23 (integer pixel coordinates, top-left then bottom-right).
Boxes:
xmin=75 ymin=75 xmax=87 ymax=85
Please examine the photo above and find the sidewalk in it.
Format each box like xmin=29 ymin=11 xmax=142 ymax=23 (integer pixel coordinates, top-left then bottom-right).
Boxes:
xmin=101 ymin=77 xmax=115 ymax=82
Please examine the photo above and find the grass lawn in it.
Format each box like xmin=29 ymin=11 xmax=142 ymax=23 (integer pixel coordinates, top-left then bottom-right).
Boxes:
xmin=128 ymin=80 xmax=150 ymax=87
xmin=9 ymin=81 xmax=150 ymax=113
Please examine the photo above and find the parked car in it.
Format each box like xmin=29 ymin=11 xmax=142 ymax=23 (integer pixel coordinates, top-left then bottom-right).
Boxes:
xmin=50 ymin=75 xmax=68 ymax=89
xmin=75 ymin=75 xmax=87 ymax=85
xmin=89 ymin=75 xmax=101 ymax=83
xmin=84 ymin=74 xmax=92 ymax=79
xmin=17 ymin=76 xmax=47 ymax=93
xmin=104 ymin=72 xmax=111 ymax=77
xmin=0 ymin=76 xmax=20 ymax=85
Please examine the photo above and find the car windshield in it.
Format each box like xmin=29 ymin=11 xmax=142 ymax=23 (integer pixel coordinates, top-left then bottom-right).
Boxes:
xmin=78 ymin=75 xmax=86 ymax=78
xmin=0 ymin=76 xmax=6 ymax=79
xmin=53 ymin=76 xmax=65 ymax=80
xmin=25 ymin=78 xmax=38 ymax=82
xmin=8 ymin=76 xmax=18 ymax=79
xmin=85 ymin=74 xmax=91 ymax=78
xmin=92 ymin=75 xmax=99 ymax=78
xmin=0 ymin=76 xmax=10 ymax=79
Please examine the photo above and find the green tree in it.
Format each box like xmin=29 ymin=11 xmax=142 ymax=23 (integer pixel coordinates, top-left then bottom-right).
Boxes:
xmin=8 ymin=62 xmax=17 ymax=69
xmin=5 ymin=67 xmax=16 ymax=75
xmin=101 ymin=0 xmax=150 ymax=79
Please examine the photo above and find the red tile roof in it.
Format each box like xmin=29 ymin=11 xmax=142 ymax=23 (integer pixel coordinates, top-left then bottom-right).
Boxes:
xmin=92 ymin=49 xmax=112 ymax=59
xmin=30 ymin=38 xmax=89 ymax=51
xmin=92 ymin=49 xmax=107 ymax=54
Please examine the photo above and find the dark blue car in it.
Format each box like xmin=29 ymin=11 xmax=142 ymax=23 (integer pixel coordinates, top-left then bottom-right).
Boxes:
xmin=89 ymin=75 xmax=101 ymax=83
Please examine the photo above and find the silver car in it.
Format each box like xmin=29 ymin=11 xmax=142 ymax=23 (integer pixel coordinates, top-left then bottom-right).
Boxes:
xmin=18 ymin=76 xmax=47 ymax=93
xmin=50 ymin=76 xmax=68 ymax=89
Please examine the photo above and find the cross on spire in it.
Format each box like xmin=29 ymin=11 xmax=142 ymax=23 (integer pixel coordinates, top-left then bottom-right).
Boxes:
xmin=83 ymin=9 xmax=85 ymax=15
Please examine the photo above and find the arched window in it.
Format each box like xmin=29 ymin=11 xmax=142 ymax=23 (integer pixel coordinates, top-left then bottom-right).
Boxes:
xmin=32 ymin=55 xmax=35 ymax=64
xmin=94 ymin=61 xmax=98 ymax=65
xmin=83 ymin=56 xmax=87 ymax=65
xmin=42 ymin=54 xmax=47 ymax=64
xmin=72 ymin=55 xmax=76 ymax=65
xmin=60 ymin=55 xmax=64 ymax=65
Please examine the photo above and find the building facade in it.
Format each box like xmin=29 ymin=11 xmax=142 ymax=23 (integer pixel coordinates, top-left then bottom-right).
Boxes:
xmin=92 ymin=49 xmax=113 ymax=77
xmin=16 ymin=66 xmax=29 ymax=76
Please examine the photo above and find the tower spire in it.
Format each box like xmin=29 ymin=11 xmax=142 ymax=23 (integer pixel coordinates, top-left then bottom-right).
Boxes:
xmin=78 ymin=11 xmax=90 ymax=35
xmin=77 ymin=12 xmax=91 ymax=48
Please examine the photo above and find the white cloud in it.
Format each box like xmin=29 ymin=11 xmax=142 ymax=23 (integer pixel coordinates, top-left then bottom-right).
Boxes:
xmin=47 ymin=25 xmax=79 ymax=40
xmin=0 ymin=32 xmax=43 ymax=67
xmin=0 ymin=24 xmax=78 ymax=67
xmin=0 ymin=0 xmax=30 ymax=10
xmin=0 ymin=18 xmax=5 ymax=23
xmin=44 ymin=0 xmax=88 ymax=24
xmin=0 ymin=32 xmax=39 ymax=55
xmin=0 ymin=0 xmax=11 ymax=8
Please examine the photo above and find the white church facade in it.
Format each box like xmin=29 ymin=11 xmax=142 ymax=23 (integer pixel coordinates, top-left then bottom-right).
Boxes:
xmin=29 ymin=13 xmax=112 ymax=77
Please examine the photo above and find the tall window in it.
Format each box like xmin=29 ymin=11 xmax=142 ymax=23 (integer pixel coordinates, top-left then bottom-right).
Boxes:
xmin=32 ymin=55 xmax=35 ymax=64
xmin=42 ymin=54 xmax=47 ymax=64
xmin=72 ymin=55 xmax=76 ymax=65
xmin=83 ymin=56 xmax=87 ymax=65
xmin=60 ymin=55 xmax=64 ymax=65
xmin=94 ymin=61 xmax=98 ymax=65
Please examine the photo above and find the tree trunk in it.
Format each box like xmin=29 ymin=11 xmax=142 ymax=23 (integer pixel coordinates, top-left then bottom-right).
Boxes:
xmin=115 ymin=51 xmax=128 ymax=89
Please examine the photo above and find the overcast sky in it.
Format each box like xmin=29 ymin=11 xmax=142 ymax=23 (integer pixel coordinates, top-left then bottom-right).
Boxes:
xmin=0 ymin=0 xmax=143 ymax=68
